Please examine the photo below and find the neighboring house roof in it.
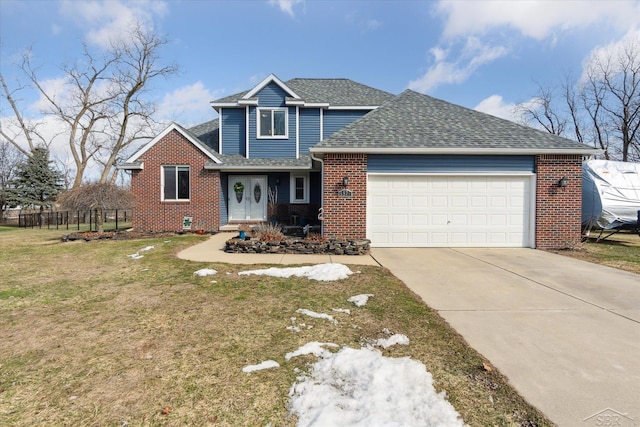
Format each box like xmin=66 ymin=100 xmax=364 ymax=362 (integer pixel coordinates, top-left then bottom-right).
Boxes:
xmin=312 ymin=89 xmax=600 ymax=155
xmin=211 ymin=74 xmax=394 ymax=108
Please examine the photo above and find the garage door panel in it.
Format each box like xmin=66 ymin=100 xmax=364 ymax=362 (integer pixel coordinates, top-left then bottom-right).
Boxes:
xmin=368 ymin=175 xmax=532 ymax=248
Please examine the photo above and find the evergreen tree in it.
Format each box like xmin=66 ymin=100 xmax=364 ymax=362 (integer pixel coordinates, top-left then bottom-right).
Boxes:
xmin=6 ymin=147 xmax=63 ymax=212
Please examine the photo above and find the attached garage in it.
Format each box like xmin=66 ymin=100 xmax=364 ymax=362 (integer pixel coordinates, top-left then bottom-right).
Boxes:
xmin=367 ymin=174 xmax=535 ymax=247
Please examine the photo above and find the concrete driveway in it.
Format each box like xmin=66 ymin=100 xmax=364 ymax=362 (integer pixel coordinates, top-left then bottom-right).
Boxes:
xmin=371 ymin=248 xmax=640 ymax=427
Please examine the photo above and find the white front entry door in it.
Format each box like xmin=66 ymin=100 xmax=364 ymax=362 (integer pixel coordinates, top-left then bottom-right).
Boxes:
xmin=228 ymin=176 xmax=267 ymax=221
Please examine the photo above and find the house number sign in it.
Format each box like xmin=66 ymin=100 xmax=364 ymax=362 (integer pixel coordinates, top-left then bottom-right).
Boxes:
xmin=337 ymin=189 xmax=353 ymax=198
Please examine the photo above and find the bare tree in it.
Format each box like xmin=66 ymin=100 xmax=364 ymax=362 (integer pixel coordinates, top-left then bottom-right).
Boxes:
xmin=522 ymin=37 xmax=640 ymax=161
xmin=518 ymin=83 xmax=567 ymax=136
xmin=57 ymin=182 xmax=134 ymax=233
xmin=0 ymin=74 xmax=50 ymax=155
xmin=0 ymin=139 xmax=25 ymax=221
xmin=0 ymin=22 xmax=178 ymax=188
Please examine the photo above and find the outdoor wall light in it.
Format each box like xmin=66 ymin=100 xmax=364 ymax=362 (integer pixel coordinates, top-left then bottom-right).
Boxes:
xmin=558 ymin=176 xmax=569 ymax=188
xmin=342 ymin=176 xmax=349 ymax=187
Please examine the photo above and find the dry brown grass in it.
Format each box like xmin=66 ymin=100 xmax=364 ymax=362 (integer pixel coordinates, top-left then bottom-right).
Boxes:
xmin=550 ymin=230 xmax=640 ymax=274
xmin=0 ymin=227 xmax=552 ymax=426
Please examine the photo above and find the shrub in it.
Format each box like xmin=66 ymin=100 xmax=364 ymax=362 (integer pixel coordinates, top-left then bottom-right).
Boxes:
xmin=254 ymin=222 xmax=285 ymax=242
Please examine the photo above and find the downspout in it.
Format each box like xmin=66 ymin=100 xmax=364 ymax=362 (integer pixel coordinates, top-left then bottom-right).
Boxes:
xmin=310 ymin=151 xmax=324 ymax=236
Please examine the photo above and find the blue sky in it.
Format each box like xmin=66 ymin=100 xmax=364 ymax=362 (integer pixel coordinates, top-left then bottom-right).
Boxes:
xmin=1 ymin=0 xmax=639 ymax=140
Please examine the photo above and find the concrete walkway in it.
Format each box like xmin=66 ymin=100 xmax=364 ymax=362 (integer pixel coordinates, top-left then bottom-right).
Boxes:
xmin=177 ymin=232 xmax=380 ymax=265
xmin=371 ymin=247 xmax=640 ymax=427
xmin=178 ymin=235 xmax=639 ymax=426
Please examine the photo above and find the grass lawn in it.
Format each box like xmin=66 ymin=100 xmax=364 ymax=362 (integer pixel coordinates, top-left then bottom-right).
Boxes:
xmin=550 ymin=230 xmax=640 ymax=274
xmin=0 ymin=227 xmax=553 ymax=426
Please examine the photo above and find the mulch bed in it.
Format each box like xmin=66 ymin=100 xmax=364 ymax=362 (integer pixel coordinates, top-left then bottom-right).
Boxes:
xmin=61 ymin=230 xmax=187 ymax=242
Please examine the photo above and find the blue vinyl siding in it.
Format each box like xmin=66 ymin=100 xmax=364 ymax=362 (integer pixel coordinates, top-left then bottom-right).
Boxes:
xmin=299 ymin=109 xmax=321 ymax=155
xmin=323 ymin=110 xmax=369 ymax=139
xmin=368 ymin=155 xmax=535 ymax=173
xmin=257 ymin=82 xmax=288 ymax=107
xmin=220 ymin=108 xmax=245 ymax=156
xmin=248 ymin=106 xmax=297 ymax=158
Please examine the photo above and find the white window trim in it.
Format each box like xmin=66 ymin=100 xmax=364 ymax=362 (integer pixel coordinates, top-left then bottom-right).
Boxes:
xmin=290 ymin=173 xmax=309 ymax=204
xmin=257 ymin=107 xmax=288 ymax=139
xmin=161 ymin=165 xmax=191 ymax=202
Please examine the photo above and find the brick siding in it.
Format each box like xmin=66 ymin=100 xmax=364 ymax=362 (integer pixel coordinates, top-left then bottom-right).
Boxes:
xmin=322 ymin=153 xmax=367 ymax=239
xmin=535 ymin=154 xmax=583 ymax=249
xmin=130 ymin=130 xmax=220 ymax=232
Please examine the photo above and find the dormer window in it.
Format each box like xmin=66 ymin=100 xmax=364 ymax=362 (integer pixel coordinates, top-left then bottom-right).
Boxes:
xmin=258 ymin=108 xmax=287 ymax=138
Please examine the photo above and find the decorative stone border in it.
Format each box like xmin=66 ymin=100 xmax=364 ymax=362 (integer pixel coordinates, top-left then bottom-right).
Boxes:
xmin=224 ymin=237 xmax=371 ymax=255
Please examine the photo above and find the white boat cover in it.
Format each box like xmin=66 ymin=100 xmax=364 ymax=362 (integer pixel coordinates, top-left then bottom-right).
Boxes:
xmin=582 ymin=159 xmax=640 ymax=229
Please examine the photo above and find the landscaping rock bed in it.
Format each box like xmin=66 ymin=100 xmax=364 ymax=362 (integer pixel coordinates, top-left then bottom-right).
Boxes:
xmin=225 ymin=237 xmax=371 ymax=255
xmin=61 ymin=230 xmax=182 ymax=242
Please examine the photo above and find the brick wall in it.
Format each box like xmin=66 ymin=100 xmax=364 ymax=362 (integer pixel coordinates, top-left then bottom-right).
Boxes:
xmin=322 ymin=153 xmax=367 ymax=239
xmin=535 ymin=154 xmax=583 ymax=249
xmin=130 ymin=130 xmax=220 ymax=232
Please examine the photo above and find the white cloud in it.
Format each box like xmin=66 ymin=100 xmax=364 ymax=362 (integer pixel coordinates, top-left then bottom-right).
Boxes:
xmin=408 ymin=37 xmax=508 ymax=92
xmin=473 ymin=94 xmax=528 ymax=123
xmin=580 ymin=27 xmax=640 ymax=82
xmin=435 ymin=0 xmax=640 ymax=40
xmin=156 ymin=82 xmax=222 ymax=125
xmin=60 ymin=0 xmax=168 ymax=49
xmin=268 ymin=0 xmax=304 ymax=18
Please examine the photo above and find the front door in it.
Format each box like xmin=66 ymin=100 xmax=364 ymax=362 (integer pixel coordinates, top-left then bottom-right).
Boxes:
xmin=228 ymin=175 xmax=267 ymax=221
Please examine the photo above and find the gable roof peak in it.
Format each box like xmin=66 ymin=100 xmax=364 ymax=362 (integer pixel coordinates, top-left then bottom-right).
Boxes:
xmin=243 ymin=73 xmax=301 ymax=100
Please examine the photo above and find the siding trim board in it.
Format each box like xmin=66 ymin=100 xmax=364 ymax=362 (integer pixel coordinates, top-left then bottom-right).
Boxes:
xmin=368 ymin=155 xmax=535 ymax=173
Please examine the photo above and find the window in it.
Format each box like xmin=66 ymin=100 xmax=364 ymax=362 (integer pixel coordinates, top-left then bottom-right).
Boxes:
xmin=258 ymin=108 xmax=287 ymax=138
xmin=290 ymin=173 xmax=309 ymax=203
xmin=162 ymin=165 xmax=190 ymax=201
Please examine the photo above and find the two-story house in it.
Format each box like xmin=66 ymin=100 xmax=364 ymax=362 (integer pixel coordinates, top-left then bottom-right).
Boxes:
xmin=120 ymin=74 xmax=599 ymax=249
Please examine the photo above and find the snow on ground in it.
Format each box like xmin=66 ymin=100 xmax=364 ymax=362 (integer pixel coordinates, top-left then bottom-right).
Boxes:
xmin=285 ymin=342 xmax=339 ymax=361
xmin=239 ymin=263 xmax=353 ymax=281
xmin=193 ymin=268 xmax=217 ymax=276
xmin=242 ymin=360 xmax=280 ymax=373
xmin=128 ymin=245 xmax=154 ymax=259
xmin=295 ymin=308 xmax=336 ymax=324
xmin=374 ymin=334 xmax=410 ymax=349
xmin=289 ymin=346 xmax=466 ymax=427
xmin=231 ymin=263 xmax=465 ymax=425
xmin=331 ymin=308 xmax=351 ymax=314
xmin=347 ymin=294 xmax=374 ymax=307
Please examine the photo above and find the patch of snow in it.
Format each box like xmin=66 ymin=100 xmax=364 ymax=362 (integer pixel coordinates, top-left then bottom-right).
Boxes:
xmin=295 ymin=308 xmax=336 ymax=324
xmin=347 ymin=294 xmax=374 ymax=307
xmin=288 ymin=347 xmax=466 ymax=426
xmin=374 ymin=334 xmax=410 ymax=349
xmin=239 ymin=263 xmax=353 ymax=281
xmin=139 ymin=246 xmax=154 ymax=252
xmin=332 ymin=308 xmax=351 ymax=315
xmin=242 ymin=360 xmax=280 ymax=373
xmin=128 ymin=253 xmax=143 ymax=259
xmin=194 ymin=268 xmax=217 ymax=277
xmin=286 ymin=325 xmax=302 ymax=333
xmin=285 ymin=342 xmax=339 ymax=361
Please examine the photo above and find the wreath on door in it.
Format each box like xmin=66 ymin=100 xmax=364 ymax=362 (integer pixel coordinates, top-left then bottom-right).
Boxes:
xmin=234 ymin=181 xmax=244 ymax=203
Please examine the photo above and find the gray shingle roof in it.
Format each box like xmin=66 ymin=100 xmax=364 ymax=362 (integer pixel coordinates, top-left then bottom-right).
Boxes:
xmin=188 ymin=119 xmax=219 ymax=152
xmin=313 ymin=89 xmax=597 ymax=152
xmin=212 ymin=78 xmax=394 ymax=107
xmin=205 ymin=155 xmax=313 ymax=169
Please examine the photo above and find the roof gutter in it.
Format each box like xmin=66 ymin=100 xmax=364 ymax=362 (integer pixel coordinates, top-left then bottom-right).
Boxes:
xmin=203 ymin=164 xmax=314 ymax=171
xmin=309 ymin=147 xmax=603 ymax=156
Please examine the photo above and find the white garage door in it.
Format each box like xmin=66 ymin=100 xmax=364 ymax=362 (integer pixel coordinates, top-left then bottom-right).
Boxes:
xmin=367 ymin=174 xmax=534 ymax=247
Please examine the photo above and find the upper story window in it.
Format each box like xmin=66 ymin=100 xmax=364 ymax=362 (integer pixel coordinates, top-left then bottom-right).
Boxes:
xmin=258 ymin=108 xmax=287 ymax=138
xmin=162 ymin=165 xmax=190 ymax=201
